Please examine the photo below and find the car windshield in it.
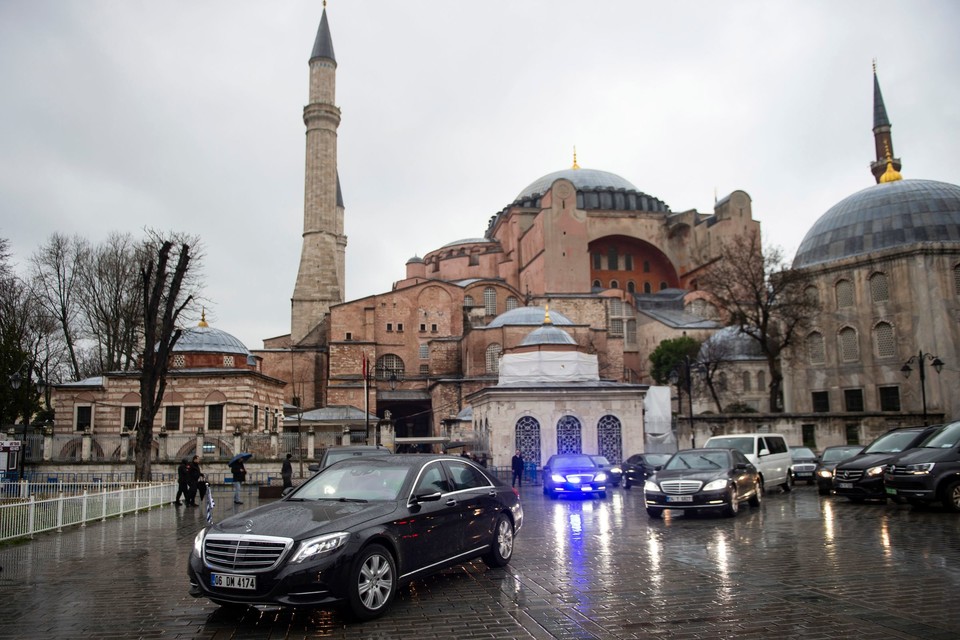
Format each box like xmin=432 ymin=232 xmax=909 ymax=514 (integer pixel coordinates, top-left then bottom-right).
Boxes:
xmin=293 ymin=463 xmax=408 ymax=501
xmin=864 ymin=430 xmax=923 ymax=454
xmin=325 ymin=450 xmax=389 ymax=466
xmin=590 ymin=456 xmax=612 ymax=466
xmin=820 ymin=446 xmax=863 ymax=462
xmin=921 ymin=421 xmax=960 ymax=449
xmin=645 ymin=454 xmax=672 ymax=466
xmin=791 ymin=447 xmax=816 ymax=460
xmin=665 ymin=451 xmax=730 ymax=470
xmin=705 ymin=437 xmax=753 ymax=455
xmin=550 ymin=455 xmax=596 ymax=470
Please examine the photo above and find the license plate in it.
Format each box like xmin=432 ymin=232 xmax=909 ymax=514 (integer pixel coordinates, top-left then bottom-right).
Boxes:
xmin=666 ymin=495 xmax=693 ymax=502
xmin=211 ymin=573 xmax=256 ymax=590
xmin=580 ymin=484 xmax=593 ymax=491
xmin=885 ymin=487 xmax=897 ymax=495
xmin=836 ymin=482 xmax=853 ymax=489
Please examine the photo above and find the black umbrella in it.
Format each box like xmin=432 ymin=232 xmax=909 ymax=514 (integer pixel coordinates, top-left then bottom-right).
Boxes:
xmin=229 ymin=452 xmax=252 ymax=466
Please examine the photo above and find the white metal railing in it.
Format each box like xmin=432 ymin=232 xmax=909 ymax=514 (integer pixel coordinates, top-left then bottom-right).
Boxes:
xmin=0 ymin=481 xmax=175 ymax=542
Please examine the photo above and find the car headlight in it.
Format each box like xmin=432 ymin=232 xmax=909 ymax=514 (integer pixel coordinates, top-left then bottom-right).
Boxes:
xmin=551 ymin=473 xmax=566 ymax=483
xmin=904 ymin=462 xmax=935 ymax=475
xmin=703 ymin=479 xmax=728 ymax=491
xmin=610 ymin=466 xmax=622 ymax=474
xmin=193 ymin=528 xmax=207 ymax=557
xmin=817 ymin=469 xmax=833 ymax=478
xmin=644 ymin=480 xmax=660 ymax=492
xmin=866 ymin=465 xmax=885 ymax=477
xmin=290 ymin=532 xmax=350 ymax=564
xmin=594 ymin=472 xmax=608 ymax=482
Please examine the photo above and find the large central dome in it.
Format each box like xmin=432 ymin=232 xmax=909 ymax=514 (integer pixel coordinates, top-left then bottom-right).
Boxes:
xmin=793 ymin=179 xmax=960 ymax=268
xmin=515 ymin=168 xmax=639 ymax=202
xmin=512 ymin=167 xmax=670 ymax=213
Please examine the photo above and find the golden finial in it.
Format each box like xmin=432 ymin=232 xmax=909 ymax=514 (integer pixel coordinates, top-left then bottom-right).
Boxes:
xmin=572 ymin=147 xmax=580 ymax=170
xmin=198 ymin=308 xmax=209 ymax=328
xmin=872 ymin=58 xmax=877 ymax=74
xmin=544 ymin=304 xmax=552 ymax=325
xmin=323 ymin=0 xmax=327 ymax=7
xmin=879 ymin=141 xmax=902 ymax=183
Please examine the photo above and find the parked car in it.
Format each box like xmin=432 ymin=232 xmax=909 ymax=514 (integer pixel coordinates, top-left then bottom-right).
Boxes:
xmin=789 ymin=447 xmax=819 ymax=485
xmin=188 ymin=454 xmax=522 ymax=620
xmin=703 ymin=433 xmax=792 ymax=493
xmin=589 ymin=455 xmax=622 ymax=487
xmin=643 ymin=448 xmax=762 ymax=518
xmin=307 ymin=445 xmax=392 ymax=473
xmin=622 ymin=453 xmax=673 ymax=489
xmin=815 ymin=445 xmax=864 ymax=495
xmin=542 ymin=454 xmax=608 ymax=499
xmin=833 ymin=425 xmax=941 ymax=502
xmin=884 ymin=420 xmax=960 ymax=511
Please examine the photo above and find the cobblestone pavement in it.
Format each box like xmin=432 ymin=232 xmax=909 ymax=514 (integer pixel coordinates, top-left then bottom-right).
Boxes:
xmin=2 ymin=482 xmax=959 ymax=639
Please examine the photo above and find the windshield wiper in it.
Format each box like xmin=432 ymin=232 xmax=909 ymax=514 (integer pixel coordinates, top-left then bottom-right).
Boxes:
xmin=698 ymin=456 xmax=722 ymax=468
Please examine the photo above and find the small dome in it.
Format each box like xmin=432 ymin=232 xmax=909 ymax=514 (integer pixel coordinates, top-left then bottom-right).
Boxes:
xmin=174 ymin=325 xmax=250 ymax=356
xmin=520 ymin=324 xmax=577 ymax=347
xmin=486 ymin=306 xmax=573 ymax=328
xmin=793 ymin=179 xmax=960 ymax=268
xmin=406 ymin=255 xmax=424 ymax=264
xmin=700 ymin=326 xmax=764 ymax=361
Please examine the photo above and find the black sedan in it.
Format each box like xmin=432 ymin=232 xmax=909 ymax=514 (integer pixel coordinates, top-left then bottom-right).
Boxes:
xmin=789 ymin=447 xmax=819 ymax=485
xmin=542 ymin=454 xmax=608 ymax=499
xmin=644 ymin=448 xmax=762 ymax=518
xmin=188 ymin=454 xmax=522 ymax=620
xmin=589 ymin=455 xmax=622 ymax=487
xmin=622 ymin=452 xmax=672 ymax=489
xmin=814 ymin=445 xmax=864 ymax=495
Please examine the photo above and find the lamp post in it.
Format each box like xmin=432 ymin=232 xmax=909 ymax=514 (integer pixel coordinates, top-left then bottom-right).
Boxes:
xmin=668 ymin=356 xmax=700 ymax=449
xmin=901 ymin=350 xmax=944 ymax=426
xmin=8 ymin=364 xmax=41 ymax=481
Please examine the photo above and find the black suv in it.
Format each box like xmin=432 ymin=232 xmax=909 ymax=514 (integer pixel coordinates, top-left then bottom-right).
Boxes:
xmin=884 ymin=420 xmax=960 ymax=511
xmin=833 ymin=425 xmax=941 ymax=502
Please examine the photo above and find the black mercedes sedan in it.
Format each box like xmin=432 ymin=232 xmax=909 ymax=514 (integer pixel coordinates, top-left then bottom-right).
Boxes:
xmin=542 ymin=454 xmax=609 ymax=499
xmin=621 ymin=452 xmax=672 ymax=489
xmin=643 ymin=448 xmax=762 ymax=518
xmin=188 ymin=454 xmax=522 ymax=620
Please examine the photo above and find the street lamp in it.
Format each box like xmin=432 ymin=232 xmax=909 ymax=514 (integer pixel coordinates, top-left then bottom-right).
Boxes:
xmin=8 ymin=364 xmax=42 ymax=481
xmin=901 ymin=350 xmax=944 ymax=426
xmin=668 ymin=356 xmax=700 ymax=448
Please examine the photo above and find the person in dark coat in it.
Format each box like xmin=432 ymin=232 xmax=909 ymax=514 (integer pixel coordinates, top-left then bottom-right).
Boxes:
xmin=281 ymin=453 xmax=293 ymax=489
xmin=175 ymin=457 xmax=190 ymax=505
xmin=187 ymin=455 xmax=205 ymax=505
xmin=230 ymin=458 xmax=247 ymax=504
xmin=511 ymin=450 xmax=524 ymax=487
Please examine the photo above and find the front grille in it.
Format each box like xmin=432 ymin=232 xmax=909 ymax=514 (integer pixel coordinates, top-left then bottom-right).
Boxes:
xmin=835 ymin=469 xmax=863 ymax=482
xmin=203 ymin=534 xmax=293 ymax=572
xmin=793 ymin=464 xmax=816 ymax=473
xmin=659 ymin=480 xmax=702 ymax=494
xmin=564 ymin=474 xmax=595 ymax=483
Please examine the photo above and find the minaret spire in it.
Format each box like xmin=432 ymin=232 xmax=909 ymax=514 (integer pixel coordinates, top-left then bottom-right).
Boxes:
xmin=870 ymin=61 xmax=901 ymax=183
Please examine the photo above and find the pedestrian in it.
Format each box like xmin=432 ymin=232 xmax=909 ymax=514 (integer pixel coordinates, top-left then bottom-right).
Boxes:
xmin=175 ymin=457 xmax=190 ymax=505
xmin=512 ymin=449 xmax=524 ymax=487
xmin=460 ymin=450 xmax=470 ymax=458
xmin=229 ymin=456 xmax=247 ymax=504
xmin=187 ymin=455 xmax=205 ymax=506
xmin=281 ymin=453 xmax=293 ymax=490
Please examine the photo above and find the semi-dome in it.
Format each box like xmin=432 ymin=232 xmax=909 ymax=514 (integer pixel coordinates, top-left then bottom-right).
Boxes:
xmin=486 ymin=306 xmax=573 ymax=328
xmin=793 ymin=179 xmax=960 ymax=268
xmin=520 ymin=324 xmax=577 ymax=347
xmin=174 ymin=324 xmax=250 ymax=356
xmin=700 ymin=326 xmax=764 ymax=361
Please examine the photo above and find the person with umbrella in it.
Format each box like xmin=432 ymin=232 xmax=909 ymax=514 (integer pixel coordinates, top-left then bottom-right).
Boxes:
xmin=228 ymin=453 xmax=250 ymax=504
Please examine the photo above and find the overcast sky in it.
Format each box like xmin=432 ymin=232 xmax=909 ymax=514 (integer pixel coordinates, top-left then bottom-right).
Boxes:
xmin=2 ymin=1 xmax=958 ymax=351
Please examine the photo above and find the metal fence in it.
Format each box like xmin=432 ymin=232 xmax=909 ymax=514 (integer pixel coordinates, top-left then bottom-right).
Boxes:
xmin=0 ymin=481 xmax=175 ymax=543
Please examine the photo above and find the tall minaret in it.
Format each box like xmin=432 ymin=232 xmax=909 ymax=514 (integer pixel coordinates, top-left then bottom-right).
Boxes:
xmin=870 ymin=62 xmax=902 ymax=183
xmin=292 ymin=5 xmax=347 ymax=344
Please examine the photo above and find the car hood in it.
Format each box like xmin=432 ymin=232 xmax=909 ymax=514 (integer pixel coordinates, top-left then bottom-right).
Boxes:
xmin=211 ymin=499 xmax=399 ymax=540
xmin=651 ymin=469 xmax=730 ymax=484
xmin=890 ymin=447 xmax=956 ymax=465
xmin=836 ymin=452 xmax=903 ymax=470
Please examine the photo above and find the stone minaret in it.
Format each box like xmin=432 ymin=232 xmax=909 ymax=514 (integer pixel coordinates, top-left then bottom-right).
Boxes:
xmin=870 ymin=63 xmax=902 ymax=184
xmin=292 ymin=6 xmax=347 ymax=344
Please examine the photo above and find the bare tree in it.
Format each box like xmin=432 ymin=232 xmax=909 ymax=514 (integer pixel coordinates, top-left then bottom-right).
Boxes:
xmin=694 ymin=229 xmax=818 ymax=412
xmin=30 ymin=233 xmax=87 ymax=380
xmin=696 ymin=335 xmax=737 ymax=413
xmin=135 ymin=240 xmax=193 ymax=481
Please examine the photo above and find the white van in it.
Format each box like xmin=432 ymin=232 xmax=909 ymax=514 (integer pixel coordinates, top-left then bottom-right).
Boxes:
xmin=703 ymin=433 xmax=792 ymax=492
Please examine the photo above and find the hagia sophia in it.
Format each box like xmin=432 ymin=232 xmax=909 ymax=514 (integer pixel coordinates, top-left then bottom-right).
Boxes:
xmin=50 ymin=7 xmax=960 ymax=470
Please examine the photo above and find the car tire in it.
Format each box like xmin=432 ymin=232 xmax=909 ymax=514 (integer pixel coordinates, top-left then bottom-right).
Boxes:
xmin=482 ymin=514 xmax=514 ymax=568
xmin=748 ymin=481 xmax=762 ymax=508
xmin=347 ymin=544 xmax=396 ymax=622
xmin=941 ymin=480 xmax=960 ymax=513
xmin=646 ymin=507 xmax=663 ymax=519
xmin=781 ymin=476 xmax=793 ymax=493
xmin=724 ymin=487 xmax=740 ymax=517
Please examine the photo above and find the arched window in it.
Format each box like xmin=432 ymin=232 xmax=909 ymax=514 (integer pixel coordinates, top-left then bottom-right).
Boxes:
xmin=807 ymin=331 xmax=826 ymax=365
xmin=835 ymin=279 xmax=854 ymax=308
xmin=839 ymin=327 xmax=860 ymax=362
xmin=718 ymin=371 xmax=728 ymax=391
xmin=505 ymin=296 xmax=519 ymax=311
xmin=375 ymin=354 xmax=405 ymax=381
xmin=515 ymin=416 xmax=542 ymax=466
xmin=805 ymin=285 xmax=819 ymax=306
xmin=627 ymin=281 xmax=636 ymax=294
xmin=873 ymin=322 xmax=895 ymax=358
xmin=659 ymin=281 xmax=668 ymax=291
xmin=643 ymin=282 xmax=652 ymax=293
xmin=643 ymin=260 xmax=651 ymax=273
xmin=610 ymin=279 xmax=619 ymax=289
xmin=742 ymin=371 xmax=751 ymax=391
xmin=597 ymin=415 xmax=622 ymax=463
xmin=485 ymin=343 xmax=502 ymax=374
xmin=463 ymin=295 xmax=474 ymax=307
xmin=592 ymin=279 xmax=602 ymax=289
xmin=483 ymin=287 xmax=496 ymax=315
xmin=556 ymin=415 xmax=582 ymax=454
xmin=869 ymin=272 xmax=889 ymax=303
xmin=757 ymin=370 xmax=765 ymax=390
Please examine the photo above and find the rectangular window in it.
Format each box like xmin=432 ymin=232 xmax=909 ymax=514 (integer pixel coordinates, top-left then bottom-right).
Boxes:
xmin=592 ymin=253 xmax=602 ymax=270
xmin=843 ymin=389 xmax=864 ymax=412
xmin=419 ymin=344 xmax=429 ymax=359
xmin=801 ymin=424 xmax=816 ymax=449
xmin=76 ymin=405 xmax=93 ymax=432
xmin=625 ymin=254 xmax=633 ymax=271
xmin=164 ymin=406 xmax=181 ymax=431
xmin=123 ymin=406 xmax=139 ymax=430
xmin=419 ymin=364 xmax=429 ymax=375
xmin=420 ymin=324 xmax=426 ymax=332
xmin=345 ymin=332 xmax=352 ymax=341
xmin=253 ymin=405 xmax=259 ymax=428
xmin=845 ymin=423 xmax=860 ymax=445
xmin=431 ymin=324 xmax=438 ymax=333
xmin=878 ymin=386 xmax=901 ymax=411
xmin=386 ymin=323 xmax=393 ymax=332
xmin=397 ymin=323 xmax=403 ymax=332
xmin=208 ymin=404 xmax=224 ymax=430
xmin=811 ymin=391 xmax=829 ymax=413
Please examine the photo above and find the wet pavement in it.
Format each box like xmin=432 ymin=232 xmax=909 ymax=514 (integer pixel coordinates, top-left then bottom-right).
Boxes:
xmin=1 ymin=482 xmax=959 ymax=639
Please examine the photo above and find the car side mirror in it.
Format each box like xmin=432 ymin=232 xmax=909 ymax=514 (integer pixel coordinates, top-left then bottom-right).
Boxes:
xmin=411 ymin=491 xmax=443 ymax=504
xmin=307 ymin=463 xmax=320 ymax=473
xmin=758 ymin=448 xmax=770 ymax=457
xmin=735 ymin=463 xmax=749 ymax=470
xmin=281 ymin=486 xmax=295 ymax=497
xmin=653 ymin=465 xmax=663 ymax=471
